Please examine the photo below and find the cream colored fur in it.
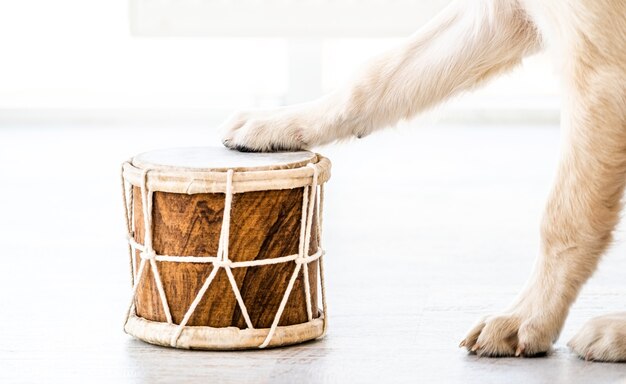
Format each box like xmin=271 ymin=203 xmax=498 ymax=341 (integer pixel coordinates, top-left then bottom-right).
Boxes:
xmin=220 ymin=0 xmax=626 ymax=361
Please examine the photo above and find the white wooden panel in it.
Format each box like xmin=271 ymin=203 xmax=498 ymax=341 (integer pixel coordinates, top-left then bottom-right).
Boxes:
xmin=130 ymin=0 xmax=451 ymax=37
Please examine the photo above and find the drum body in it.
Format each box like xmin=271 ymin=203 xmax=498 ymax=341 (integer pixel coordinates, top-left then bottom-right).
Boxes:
xmin=121 ymin=147 xmax=331 ymax=350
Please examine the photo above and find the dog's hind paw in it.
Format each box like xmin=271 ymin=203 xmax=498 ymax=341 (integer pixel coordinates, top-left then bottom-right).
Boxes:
xmin=568 ymin=313 xmax=626 ymax=362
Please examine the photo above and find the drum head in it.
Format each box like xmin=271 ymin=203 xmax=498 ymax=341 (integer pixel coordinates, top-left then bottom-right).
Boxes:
xmin=132 ymin=147 xmax=317 ymax=172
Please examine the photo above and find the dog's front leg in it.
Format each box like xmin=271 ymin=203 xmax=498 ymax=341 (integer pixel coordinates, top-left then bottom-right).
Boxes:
xmin=461 ymin=57 xmax=626 ymax=357
xmin=221 ymin=0 xmax=539 ymax=152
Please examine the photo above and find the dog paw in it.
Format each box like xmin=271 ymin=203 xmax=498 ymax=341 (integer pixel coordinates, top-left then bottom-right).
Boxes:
xmin=220 ymin=108 xmax=312 ymax=152
xmin=460 ymin=313 xmax=555 ymax=357
xmin=568 ymin=313 xmax=626 ymax=362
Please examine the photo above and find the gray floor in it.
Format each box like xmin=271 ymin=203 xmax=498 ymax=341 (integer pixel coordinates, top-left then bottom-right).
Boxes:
xmin=1 ymin=120 xmax=626 ymax=383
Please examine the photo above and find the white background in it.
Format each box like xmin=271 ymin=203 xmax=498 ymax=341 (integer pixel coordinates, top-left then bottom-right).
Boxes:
xmin=0 ymin=0 xmax=559 ymax=121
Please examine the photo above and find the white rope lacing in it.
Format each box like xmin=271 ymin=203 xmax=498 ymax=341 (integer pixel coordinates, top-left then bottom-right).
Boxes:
xmin=122 ymin=162 xmax=326 ymax=349
xmin=317 ymin=183 xmax=329 ymax=337
xmin=121 ymin=164 xmax=135 ymax=288
xmin=140 ymin=169 xmax=173 ymax=325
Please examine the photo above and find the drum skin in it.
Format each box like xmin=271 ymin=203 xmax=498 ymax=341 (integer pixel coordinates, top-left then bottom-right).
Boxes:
xmin=132 ymin=166 xmax=320 ymax=329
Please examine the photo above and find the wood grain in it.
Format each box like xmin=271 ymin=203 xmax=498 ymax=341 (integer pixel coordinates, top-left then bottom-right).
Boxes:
xmin=133 ymin=186 xmax=319 ymax=328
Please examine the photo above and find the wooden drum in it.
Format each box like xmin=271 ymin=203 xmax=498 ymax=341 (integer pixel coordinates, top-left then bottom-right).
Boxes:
xmin=120 ymin=147 xmax=331 ymax=350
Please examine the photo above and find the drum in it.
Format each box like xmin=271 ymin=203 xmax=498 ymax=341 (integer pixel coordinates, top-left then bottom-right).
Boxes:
xmin=120 ymin=147 xmax=331 ymax=350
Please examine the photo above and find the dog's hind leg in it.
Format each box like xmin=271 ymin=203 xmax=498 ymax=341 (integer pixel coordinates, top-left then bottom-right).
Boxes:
xmin=221 ymin=0 xmax=540 ymax=152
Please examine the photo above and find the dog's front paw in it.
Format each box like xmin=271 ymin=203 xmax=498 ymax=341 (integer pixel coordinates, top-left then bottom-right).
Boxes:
xmin=460 ymin=312 xmax=555 ymax=357
xmin=220 ymin=109 xmax=311 ymax=152
xmin=568 ymin=313 xmax=626 ymax=362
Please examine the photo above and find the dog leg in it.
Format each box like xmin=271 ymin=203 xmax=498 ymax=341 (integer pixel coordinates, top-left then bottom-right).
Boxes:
xmin=221 ymin=0 xmax=539 ymax=152
xmin=461 ymin=48 xmax=626 ymax=357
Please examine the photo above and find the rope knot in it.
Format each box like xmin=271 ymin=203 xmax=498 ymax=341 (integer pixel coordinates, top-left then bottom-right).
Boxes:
xmin=140 ymin=249 xmax=157 ymax=260
xmin=214 ymin=259 xmax=233 ymax=268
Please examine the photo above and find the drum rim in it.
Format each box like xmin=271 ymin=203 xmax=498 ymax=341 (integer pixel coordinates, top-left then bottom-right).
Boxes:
xmin=131 ymin=146 xmax=318 ymax=173
xmin=122 ymin=154 xmax=331 ymax=194
xmin=125 ymin=312 xmax=325 ymax=350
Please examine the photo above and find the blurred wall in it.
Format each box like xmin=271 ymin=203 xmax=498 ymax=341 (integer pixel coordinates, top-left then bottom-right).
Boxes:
xmin=0 ymin=0 xmax=559 ymax=123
